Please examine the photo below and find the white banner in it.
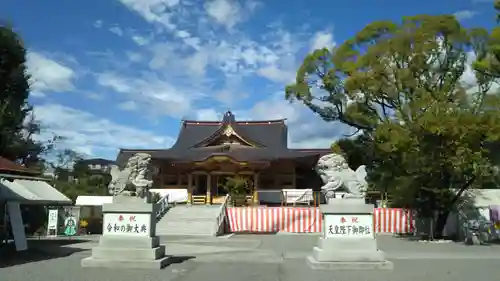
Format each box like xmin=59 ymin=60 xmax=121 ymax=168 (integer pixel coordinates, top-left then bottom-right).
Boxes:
xmin=47 ymin=209 xmax=59 ymax=236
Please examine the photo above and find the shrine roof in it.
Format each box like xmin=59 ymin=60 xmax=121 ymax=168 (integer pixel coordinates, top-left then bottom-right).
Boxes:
xmin=115 ymin=146 xmax=332 ymax=167
xmin=115 ymin=111 xmax=332 ymax=166
xmin=172 ymin=111 xmax=288 ymax=149
xmin=116 ymin=145 xmax=331 ymax=165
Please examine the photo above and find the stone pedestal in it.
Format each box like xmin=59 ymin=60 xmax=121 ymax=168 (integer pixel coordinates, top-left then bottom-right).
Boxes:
xmin=307 ymin=199 xmax=393 ymax=270
xmin=81 ymin=196 xmax=171 ymax=269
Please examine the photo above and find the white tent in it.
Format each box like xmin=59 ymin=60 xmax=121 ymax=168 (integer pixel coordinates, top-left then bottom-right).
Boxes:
xmin=1 ymin=177 xmax=72 ymax=252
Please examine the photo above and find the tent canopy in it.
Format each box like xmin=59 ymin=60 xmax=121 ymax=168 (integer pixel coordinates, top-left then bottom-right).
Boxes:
xmin=75 ymin=195 xmax=113 ymax=206
xmin=0 ymin=178 xmax=72 ymax=205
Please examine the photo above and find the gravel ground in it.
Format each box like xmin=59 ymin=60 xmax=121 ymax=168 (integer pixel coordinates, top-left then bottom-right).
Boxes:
xmin=1 ymin=234 xmax=500 ymax=281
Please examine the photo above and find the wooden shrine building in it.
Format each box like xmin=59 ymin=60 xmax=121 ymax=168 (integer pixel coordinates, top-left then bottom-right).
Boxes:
xmin=116 ymin=111 xmax=331 ymax=204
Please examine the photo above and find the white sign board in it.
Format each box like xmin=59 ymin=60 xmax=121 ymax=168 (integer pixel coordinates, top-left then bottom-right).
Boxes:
xmin=47 ymin=209 xmax=59 ymax=236
xmin=324 ymin=214 xmax=373 ymax=238
xmin=103 ymin=213 xmax=151 ymax=237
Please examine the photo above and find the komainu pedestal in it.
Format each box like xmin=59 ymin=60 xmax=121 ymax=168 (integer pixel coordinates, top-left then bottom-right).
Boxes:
xmin=81 ymin=197 xmax=170 ymax=269
xmin=307 ymin=200 xmax=393 ymax=270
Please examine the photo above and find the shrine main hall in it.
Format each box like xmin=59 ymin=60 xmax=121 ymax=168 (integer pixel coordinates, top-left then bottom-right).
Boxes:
xmin=116 ymin=111 xmax=331 ymax=205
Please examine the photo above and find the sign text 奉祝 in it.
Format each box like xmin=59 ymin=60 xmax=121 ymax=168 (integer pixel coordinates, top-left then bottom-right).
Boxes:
xmin=103 ymin=213 xmax=151 ymax=236
xmin=324 ymin=214 xmax=373 ymax=238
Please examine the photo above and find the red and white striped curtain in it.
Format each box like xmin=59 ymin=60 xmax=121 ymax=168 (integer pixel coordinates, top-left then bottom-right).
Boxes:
xmin=225 ymin=207 xmax=414 ymax=234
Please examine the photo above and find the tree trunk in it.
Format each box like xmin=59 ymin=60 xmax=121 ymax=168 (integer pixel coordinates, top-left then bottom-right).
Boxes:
xmin=434 ymin=211 xmax=449 ymax=239
xmin=434 ymin=176 xmax=476 ymax=237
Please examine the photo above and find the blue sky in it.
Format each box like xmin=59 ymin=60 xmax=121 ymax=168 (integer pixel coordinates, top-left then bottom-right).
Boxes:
xmin=0 ymin=0 xmax=497 ymax=160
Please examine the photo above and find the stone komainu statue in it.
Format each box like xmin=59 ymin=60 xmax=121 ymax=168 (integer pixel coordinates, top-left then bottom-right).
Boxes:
xmin=315 ymin=153 xmax=368 ymax=199
xmin=108 ymin=153 xmax=154 ymax=199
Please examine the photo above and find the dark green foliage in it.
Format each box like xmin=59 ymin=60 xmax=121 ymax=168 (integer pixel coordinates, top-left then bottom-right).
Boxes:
xmin=0 ymin=24 xmax=60 ymax=169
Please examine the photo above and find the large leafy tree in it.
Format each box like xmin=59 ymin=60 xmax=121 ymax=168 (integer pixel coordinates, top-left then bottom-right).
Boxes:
xmin=0 ymin=24 xmax=58 ymax=169
xmin=473 ymin=0 xmax=500 ymax=78
xmin=286 ymin=15 xmax=500 ymax=236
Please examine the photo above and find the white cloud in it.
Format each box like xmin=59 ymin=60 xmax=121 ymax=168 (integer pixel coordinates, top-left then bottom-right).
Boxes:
xmin=126 ymin=51 xmax=144 ymax=62
xmin=186 ymin=50 xmax=210 ymax=76
xmin=118 ymin=0 xmax=300 ymax=86
xmin=461 ymin=51 xmax=478 ymax=89
xmin=109 ymin=26 xmax=124 ymax=36
xmin=237 ymin=93 xmax=354 ymax=148
xmin=254 ymin=29 xmax=308 ymax=84
xmin=204 ymin=0 xmax=244 ymax=29
xmin=132 ymin=35 xmax=151 ymax=46
xmin=310 ymin=30 xmax=335 ymax=52
xmin=176 ymin=30 xmax=190 ymax=38
xmin=257 ymin=65 xmax=295 ymax=84
xmin=87 ymin=92 xmax=104 ymax=100
xmin=196 ymin=108 xmax=221 ymax=120
xmin=96 ymin=72 xmax=197 ymax=117
xmin=118 ymin=0 xmax=180 ymax=30
xmin=148 ymin=43 xmax=177 ymax=70
xmin=30 ymin=91 xmax=46 ymax=98
xmin=94 ymin=20 xmax=103 ymax=28
xmin=34 ymin=103 xmax=174 ymax=156
xmin=89 ymin=1 xmax=351 ymax=151
xmin=118 ymin=101 xmax=138 ymax=111
xmin=26 ymin=52 xmax=76 ymax=94
xmin=453 ymin=10 xmax=478 ymax=21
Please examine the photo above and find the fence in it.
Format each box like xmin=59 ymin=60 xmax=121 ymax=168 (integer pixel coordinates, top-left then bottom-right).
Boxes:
xmin=225 ymin=207 xmax=413 ymax=234
xmin=226 ymin=207 xmax=322 ymax=233
xmin=373 ymin=208 xmax=414 ymax=234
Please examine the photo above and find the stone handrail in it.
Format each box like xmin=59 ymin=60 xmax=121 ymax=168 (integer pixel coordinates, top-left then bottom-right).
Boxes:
xmin=215 ymin=194 xmax=230 ymax=235
xmin=155 ymin=193 xmax=170 ymax=221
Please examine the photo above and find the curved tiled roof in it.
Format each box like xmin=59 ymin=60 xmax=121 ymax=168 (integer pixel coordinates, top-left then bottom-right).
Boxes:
xmin=115 ymin=111 xmax=331 ymax=166
xmin=190 ymin=111 xmax=264 ymax=148
xmin=116 ymin=146 xmax=327 ymax=167
xmin=172 ymin=111 xmax=288 ymax=149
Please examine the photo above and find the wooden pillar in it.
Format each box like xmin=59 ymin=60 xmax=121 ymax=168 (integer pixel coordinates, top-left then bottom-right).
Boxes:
xmin=159 ymin=164 xmax=165 ymax=188
xmin=253 ymin=173 xmax=259 ymax=205
xmin=187 ymin=173 xmax=193 ymax=204
xmin=206 ymin=173 xmax=212 ymax=205
xmin=176 ymin=173 xmax=181 ymax=188
xmin=274 ymin=175 xmax=280 ymax=189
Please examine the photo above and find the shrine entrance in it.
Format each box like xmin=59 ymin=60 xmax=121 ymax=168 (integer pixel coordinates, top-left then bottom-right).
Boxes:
xmin=190 ymin=172 xmax=253 ymax=205
xmin=186 ymin=156 xmax=268 ymax=205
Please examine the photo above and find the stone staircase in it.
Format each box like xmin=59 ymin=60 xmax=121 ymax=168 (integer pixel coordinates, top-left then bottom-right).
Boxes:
xmin=156 ymin=205 xmax=224 ymax=236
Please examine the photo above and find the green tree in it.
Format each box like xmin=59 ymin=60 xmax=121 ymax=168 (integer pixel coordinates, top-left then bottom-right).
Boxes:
xmin=331 ymin=133 xmax=374 ymax=171
xmin=0 ymin=24 xmax=60 ymax=169
xmin=286 ymin=15 xmax=500 ymax=237
xmin=473 ymin=0 xmax=500 ymax=78
xmin=50 ymin=151 xmax=111 ymax=201
xmin=50 ymin=148 xmax=83 ymax=181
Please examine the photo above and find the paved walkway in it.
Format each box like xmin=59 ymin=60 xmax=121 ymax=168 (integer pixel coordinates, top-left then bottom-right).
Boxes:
xmin=2 ymin=234 xmax=500 ymax=281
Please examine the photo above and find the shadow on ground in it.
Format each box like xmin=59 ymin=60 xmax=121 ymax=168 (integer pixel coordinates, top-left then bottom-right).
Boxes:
xmin=0 ymin=239 xmax=89 ymax=268
xmin=166 ymin=255 xmax=196 ymax=265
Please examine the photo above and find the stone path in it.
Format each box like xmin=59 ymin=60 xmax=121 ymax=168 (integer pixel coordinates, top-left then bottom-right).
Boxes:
xmin=2 ymin=234 xmax=500 ymax=281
